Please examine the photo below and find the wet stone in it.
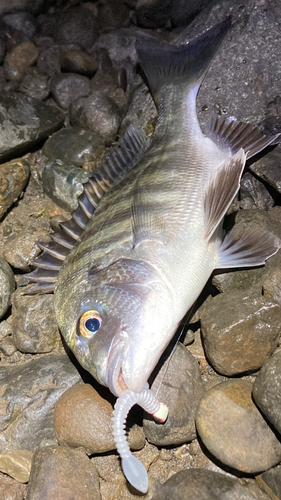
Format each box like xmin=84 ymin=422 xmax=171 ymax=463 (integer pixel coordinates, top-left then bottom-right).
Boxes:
xmin=151 ymin=468 xmax=256 ymax=500
xmin=3 ymin=223 xmax=51 ymax=271
xmin=19 ymin=68 xmax=50 ymax=101
xmin=250 ymin=145 xmax=281 ymax=194
xmin=42 ymin=160 xmax=91 ymax=212
xmin=26 ymin=446 xmax=100 ymax=500
xmin=259 ymin=465 xmax=281 ymax=500
xmin=0 ymin=158 xmax=30 ymax=220
xmin=54 ymin=7 xmax=99 ymax=50
xmin=0 ymin=92 xmax=64 ymax=162
xmin=12 ymin=288 xmax=61 ymax=354
xmin=54 ymin=383 xmax=145 ymax=454
xmin=60 ymin=50 xmax=98 ymax=77
xmin=42 ymin=127 xmax=105 ymax=167
xmin=70 ymin=91 xmax=121 ymax=144
xmin=196 ymin=380 xmax=281 ymax=473
xmin=253 ymin=350 xmax=281 ymax=435
xmin=143 ymin=344 xmax=203 ymax=446
xmin=200 ymin=289 xmax=281 ymax=376
xmin=0 ymin=257 xmax=15 ymax=320
xmin=37 ymin=44 xmax=81 ymax=77
xmin=0 ymin=353 xmax=81 ymax=453
xmin=0 ymin=450 xmax=33 ymax=483
xmin=50 ymin=73 xmax=90 ymax=110
xmin=239 ymin=172 xmax=274 ymax=211
xmin=4 ymin=42 xmax=39 ymax=82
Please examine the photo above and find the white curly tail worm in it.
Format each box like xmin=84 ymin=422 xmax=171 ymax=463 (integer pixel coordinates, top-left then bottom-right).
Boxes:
xmin=113 ymin=389 xmax=168 ymax=493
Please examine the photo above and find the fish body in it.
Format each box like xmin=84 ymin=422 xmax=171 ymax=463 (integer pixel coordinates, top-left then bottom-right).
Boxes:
xmin=53 ymin=18 xmax=279 ymax=397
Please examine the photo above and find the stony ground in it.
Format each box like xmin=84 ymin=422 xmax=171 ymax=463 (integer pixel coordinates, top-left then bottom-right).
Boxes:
xmin=0 ymin=0 xmax=281 ymax=499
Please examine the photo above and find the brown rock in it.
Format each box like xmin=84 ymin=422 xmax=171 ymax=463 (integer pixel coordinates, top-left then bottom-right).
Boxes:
xmin=4 ymin=42 xmax=39 ymax=82
xmin=0 ymin=159 xmax=30 ymax=221
xmin=54 ymin=383 xmax=144 ymax=454
xmin=0 ymin=472 xmax=26 ymax=499
xmin=200 ymin=289 xmax=281 ymax=376
xmin=26 ymin=446 xmax=100 ymax=500
xmin=196 ymin=380 xmax=281 ymax=473
xmin=60 ymin=50 xmax=98 ymax=77
xmin=0 ymin=450 xmax=33 ymax=483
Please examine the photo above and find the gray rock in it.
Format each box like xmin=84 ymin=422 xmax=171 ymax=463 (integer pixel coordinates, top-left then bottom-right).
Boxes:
xmin=253 ymin=350 xmax=281 ymax=435
xmin=41 ymin=160 xmax=91 ymax=212
xmin=37 ymin=43 xmax=81 ymax=77
xmin=143 ymin=344 xmax=203 ymax=446
xmin=250 ymin=145 xmax=281 ymax=194
xmin=0 ymin=353 xmax=81 ymax=453
xmin=50 ymin=73 xmax=90 ymax=110
xmin=259 ymin=465 xmax=281 ymax=500
xmin=200 ymin=289 xmax=281 ymax=376
xmin=54 ymin=7 xmax=99 ymax=50
xmin=54 ymin=383 xmax=145 ymax=454
xmin=26 ymin=446 xmax=100 ymax=500
xmin=239 ymin=172 xmax=274 ymax=211
xmin=196 ymin=380 xmax=281 ymax=473
xmin=12 ymin=288 xmax=61 ymax=354
xmin=90 ymin=69 xmax=127 ymax=111
xmin=70 ymin=91 xmax=121 ymax=144
xmin=0 ymin=336 xmax=17 ymax=357
xmin=151 ymin=469 xmax=256 ymax=500
xmin=19 ymin=68 xmax=50 ymax=101
xmin=60 ymin=50 xmax=98 ymax=77
xmin=0 ymin=92 xmax=64 ymax=162
xmin=4 ymin=42 xmax=39 ymax=82
xmin=0 ymin=158 xmax=30 ymax=221
xmin=2 ymin=12 xmax=37 ymax=42
xmin=98 ymin=0 xmax=130 ymax=32
xmin=0 ymin=1 xmax=55 ymax=16
xmin=0 ymin=257 xmax=15 ymax=320
xmin=136 ymin=0 xmax=172 ymax=29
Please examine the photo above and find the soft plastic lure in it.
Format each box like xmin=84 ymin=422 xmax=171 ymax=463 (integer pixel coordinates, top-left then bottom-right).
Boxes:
xmin=113 ymin=388 xmax=168 ymax=493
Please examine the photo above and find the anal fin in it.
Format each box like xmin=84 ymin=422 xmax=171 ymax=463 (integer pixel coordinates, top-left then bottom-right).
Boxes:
xmin=204 ymin=148 xmax=246 ymax=240
xmin=216 ymin=226 xmax=280 ymax=269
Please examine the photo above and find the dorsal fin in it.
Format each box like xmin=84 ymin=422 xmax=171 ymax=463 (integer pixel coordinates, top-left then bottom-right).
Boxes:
xmin=207 ymin=114 xmax=280 ymax=159
xmin=24 ymin=125 xmax=148 ymax=295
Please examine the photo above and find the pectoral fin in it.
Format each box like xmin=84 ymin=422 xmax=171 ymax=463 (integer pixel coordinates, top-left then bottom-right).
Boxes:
xmin=216 ymin=226 xmax=280 ymax=269
xmin=204 ymin=149 xmax=246 ymax=240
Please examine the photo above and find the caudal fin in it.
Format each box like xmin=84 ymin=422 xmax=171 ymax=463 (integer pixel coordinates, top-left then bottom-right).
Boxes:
xmin=136 ymin=17 xmax=231 ymax=102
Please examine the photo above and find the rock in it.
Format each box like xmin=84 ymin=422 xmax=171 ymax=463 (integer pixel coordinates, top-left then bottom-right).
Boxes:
xmin=196 ymin=380 xmax=281 ymax=473
xmin=70 ymin=91 xmax=121 ymax=144
xmin=3 ymin=223 xmax=51 ymax=271
xmin=262 ymin=267 xmax=281 ymax=303
xmin=19 ymin=68 xmax=50 ymax=101
xmin=42 ymin=127 xmax=105 ymax=168
xmin=41 ymin=160 xmax=91 ymax=212
xmin=0 ymin=450 xmax=33 ymax=483
xmin=26 ymin=446 xmax=100 ymax=500
xmin=171 ymin=0 xmax=214 ymax=27
xmin=0 ymin=353 xmax=81 ymax=453
xmin=50 ymin=73 xmax=90 ymax=110
xmin=120 ymin=76 xmax=157 ymax=138
xmin=98 ymin=0 xmax=130 ymax=31
xmin=2 ymin=11 xmax=37 ymax=42
xmin=253 ymin=350 xmax=281 ymax=435
xmin=0 ymin=158 xmax=30 ymax=220
xmin=54 ymin=7 xmax=99 ymax=50
xmin=0 ymin=320 xmax=12 ymax=342
xmin=0 ymin=336 xmax=17 ymax=357
xmin=0 ymin=257 xmax=15 ymax=320
xmin=239 ymin=172 xmax=275 ymax=211
xmin=250 ymin=145 xmax=281 ymax=194
xmin=0 ymin=1 xmax=53 ymax=17
xmin=0 ymin=472 xmax=26 ymax=499
xmin=200 ymin=289 xmax=280 ymax=376
xmin=54 ymin=383 xmax=145 ymax=454
xmin=60 ymin=50 xmax=98 ymax=77
xmin=37 ymin=43 xmax=81 ymax=77
xmin=4 ymin=42 xmax=39 ymax=82
xmin=151 ymin=468 xmax=256 ymax=500
xmin=90 ymin=70 xmax=127 ymax=111
xmin=12 ymin=288 xmax=61 ymax=354
xmin=0 ymin=92 xmax=64 ymax=162
xmin=143 ymin=344 xmax=203 ymax=446
xmin=136 ymin=0 xmax=172 ymax=29
xmin=258 ymin=465 xmax=281 ymax=500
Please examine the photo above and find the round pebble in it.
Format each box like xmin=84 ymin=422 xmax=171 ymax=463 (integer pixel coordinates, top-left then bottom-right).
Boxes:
xmin=19 ymin=68 xmax=50 ymax=100
xmin=50 ymin=73 xmax=90 ymax=110
xmin=196 ymin=380 xmax=281 ymax=473
xmin=54 ymin=383 xmax=145 ymax=454
xmin=60 ymin=50 xmax=98 ymax=77
xmin=54 ymin=7 xmax=99 ymax=49
xmin=0 ymin=257 xmax=15 ymax=320
xmin=253 ymin=350 xmax=281 ymax=434
xmin=4 ymin=42 xmax=39 ymax=82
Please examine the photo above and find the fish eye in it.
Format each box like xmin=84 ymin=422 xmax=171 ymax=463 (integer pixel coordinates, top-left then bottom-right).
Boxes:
xmin=78 ymin=310 xmax=102 ymax=339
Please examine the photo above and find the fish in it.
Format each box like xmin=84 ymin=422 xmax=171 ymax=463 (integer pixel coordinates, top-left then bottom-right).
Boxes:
xmin=27 ymin=17 xmax=280 ymax=399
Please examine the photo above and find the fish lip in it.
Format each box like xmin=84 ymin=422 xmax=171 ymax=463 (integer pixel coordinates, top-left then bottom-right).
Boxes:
xmin=106 ymin=330 xmax=130 ymax=397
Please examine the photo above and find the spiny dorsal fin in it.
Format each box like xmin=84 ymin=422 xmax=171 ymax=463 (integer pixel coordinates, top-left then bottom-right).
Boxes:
xmin=24 ymin=125 xmax=148 ymax=295
xmin=204 ymin=148 xmax=246 ymax=241
xmin=207 ymin=114 xmax=280 ymax=159
xmin=216 ymin=226 xmax=280 ymax=269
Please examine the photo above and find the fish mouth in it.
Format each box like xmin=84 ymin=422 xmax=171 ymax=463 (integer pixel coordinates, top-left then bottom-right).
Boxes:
xmin=106 ymin=330 xmax=130 ymax=397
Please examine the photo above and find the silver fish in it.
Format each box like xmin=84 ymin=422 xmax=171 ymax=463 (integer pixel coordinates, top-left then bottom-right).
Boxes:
xmin=31 ymin=18 xmax=280 ymax=398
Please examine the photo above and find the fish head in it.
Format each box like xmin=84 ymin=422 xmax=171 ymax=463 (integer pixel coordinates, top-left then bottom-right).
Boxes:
xmin=55 ymin=258 xmax=176 ymax=396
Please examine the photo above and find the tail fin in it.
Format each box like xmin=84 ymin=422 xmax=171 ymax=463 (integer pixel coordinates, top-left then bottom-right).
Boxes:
xmin=136 ymin=17 xmax=231 ymax=102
